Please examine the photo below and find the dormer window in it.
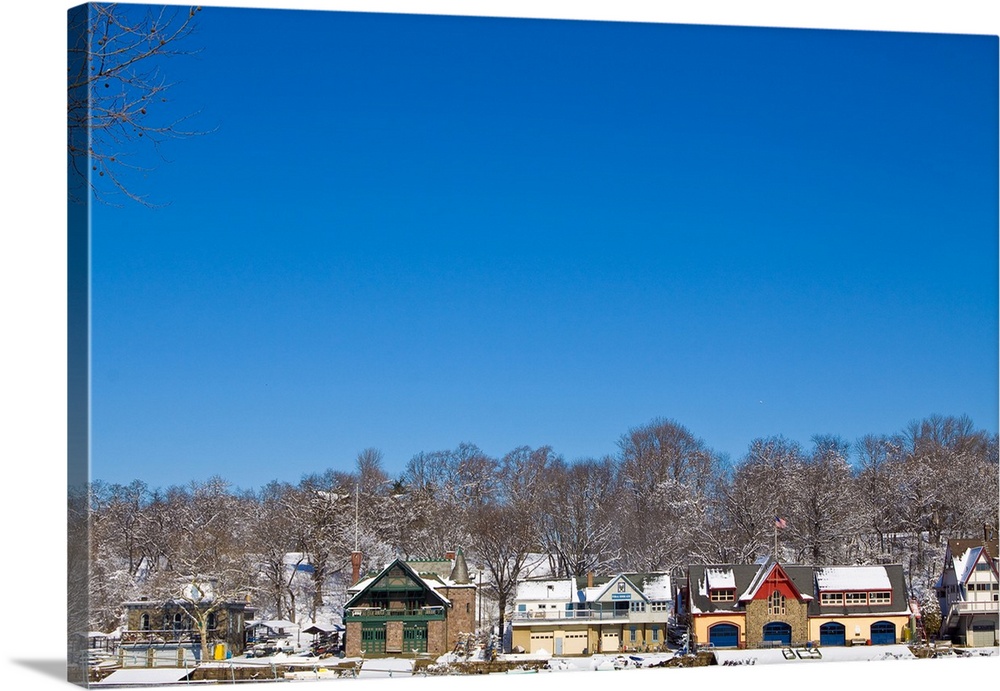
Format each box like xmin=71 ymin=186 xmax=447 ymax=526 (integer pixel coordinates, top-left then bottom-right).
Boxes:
xmin=820 ymin=593 xmax=843 ymax=606
xmin=868 ymin=591 xmax=891 ymax=605
xmin=845 ymin=593 xmax=867 ymax=606
xmin=709 ymin=589 xmax=735 ymax=602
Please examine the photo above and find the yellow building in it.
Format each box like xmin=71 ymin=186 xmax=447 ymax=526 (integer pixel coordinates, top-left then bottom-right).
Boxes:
xmin=685 ymin=560 xmax=911 ymax=649
xmin=510 ymin=572 xmax=674 ymax=655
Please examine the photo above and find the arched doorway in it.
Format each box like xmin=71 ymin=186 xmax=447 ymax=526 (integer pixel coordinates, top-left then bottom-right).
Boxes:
xmin=762 ymin=621 xmax=792 ymax=646
xmin=819 ymin=622 xmax=845 ymax=646
xmin=870 ymin=621 xmax=896 ymax=645
xmin=708 ymin=623 xmax=739 ymax=648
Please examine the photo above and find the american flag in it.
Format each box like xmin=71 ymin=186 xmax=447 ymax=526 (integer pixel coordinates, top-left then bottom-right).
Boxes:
xmin=774 ymin=515 xmax=787 ymax=529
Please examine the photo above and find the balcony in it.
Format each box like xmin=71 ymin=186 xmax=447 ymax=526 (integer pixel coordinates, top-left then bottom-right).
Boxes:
xmin=344 ymin=606 xmax=446 ymax=621
xmin=510 ymin=608 xmax=660 ymax=624
xmin=951 ymin=600 xmax=999 ymax=615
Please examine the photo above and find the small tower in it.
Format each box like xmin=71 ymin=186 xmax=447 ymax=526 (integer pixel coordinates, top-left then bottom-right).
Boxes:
xmin=449 ymin=548 xmax=471 ymax=584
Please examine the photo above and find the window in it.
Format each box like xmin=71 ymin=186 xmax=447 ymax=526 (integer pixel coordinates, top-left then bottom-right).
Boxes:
xmin=651 ymin=627 xmax=660 ymax=641
xmin=630 ymin=601 xmax=646 ymax=613
xmin=868 ymin=591 xmax=891 ymax=605
xmin=630 ymin=627 xmax=637 ymax=642
xmin=845 ymin=592 xmax=867 ymax=606
xmin=466 ymin=603 xmax=470 ymax=613
xmin=767 ymin=590 xmax=786 ymax=615
xmin=207 ymin=612 xmax=217 ymax=630
xmin=139 ymin=614 xmax=150 ymax=631
xmin=976 ymin=562 xmax=990 ymax=571
xmin=710 ymin=589 xmax=735 ymax=602
xmin=173 ymin=613 xmax=185 ymax=631
xmin=650 ymin=601 xmax=670 ymax=612
xmin=821 ymin=592 xmax=844 ymax=606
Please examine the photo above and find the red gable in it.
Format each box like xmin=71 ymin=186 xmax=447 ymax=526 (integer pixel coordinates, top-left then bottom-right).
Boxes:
xmin=744 ymin=563 xmax=808 ymax=603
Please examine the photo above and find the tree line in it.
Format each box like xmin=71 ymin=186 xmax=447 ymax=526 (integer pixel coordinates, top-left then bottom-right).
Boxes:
xmin=87 ymin=414 xmax=998 ymax=638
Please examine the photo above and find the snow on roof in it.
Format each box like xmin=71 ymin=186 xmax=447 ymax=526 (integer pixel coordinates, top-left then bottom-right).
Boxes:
xmin=348 ymin=575 xmax=377 ymax=593
xmin=953 ymin=546 xmax=989 ymax=584
xmin=738 ymin=562 xmax=773 ymax=601
xmin=640 ymin=574 xmax=672 ymax=601
xmin=260 ymin=619 xmax=298 ymax=630
xmin=515 ymin=578 xmax=575 ymax=601
xmin=706 ymin=568 xmax=736 ymax=590
xmin=815 ymin=566 xmax=891 ymax=591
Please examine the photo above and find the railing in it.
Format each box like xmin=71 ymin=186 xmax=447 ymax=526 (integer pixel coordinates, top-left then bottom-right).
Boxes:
xmin=345 ymin=606 xmax=446 ymax=620
xmin=510 ymin=609 xmax=632 ymax=622
xmin=120 ymin=629 xmax=203 ymax=645
xmin=952 ymin=600 xmax=999 ymax=614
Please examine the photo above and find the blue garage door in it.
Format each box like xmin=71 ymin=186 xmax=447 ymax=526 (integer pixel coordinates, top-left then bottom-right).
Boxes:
xmin=870 ymin=621 xmax=895 ymax=645
xmin=762 ymin=622 xmax=792 ymax=646
xmin=819 ymin=622 xmax=846 ymax=646
xmin=709 ymin=623 xmax=739 ymax=648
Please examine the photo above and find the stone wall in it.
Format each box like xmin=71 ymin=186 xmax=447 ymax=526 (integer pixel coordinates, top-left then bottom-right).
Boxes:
xmin=745 ymin=597 xmax=808 ymax=647
xmin=427 ymin=620 xmax=448 ymax=655
xmin=442 ymin=586 xmax=477 ymax=653
xmin=386 ymin=621 xmax=404 ymax=653
xmin=345 ymin=621 xmax=362 ymax=657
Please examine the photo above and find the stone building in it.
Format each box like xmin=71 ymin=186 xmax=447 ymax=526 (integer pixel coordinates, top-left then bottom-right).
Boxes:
xmin=343 ymin=550 xmax=476 ymax=657
xmin=120 ymin=595 xmax=252 ymax=664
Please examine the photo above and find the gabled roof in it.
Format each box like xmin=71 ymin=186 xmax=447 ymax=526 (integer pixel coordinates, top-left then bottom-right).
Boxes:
xmin=592 ymin=574 xmax=649 ymax=603
xmin=344 ymin=558 xmax=452 ymax=609
xmin=587 ymin=572 xmax=674 ymax=601
xmin=953 ymin=546 xmax=999 ymax=583
xmin=945 ymin=537 xmax=999 ymax=565
xmin=738 ymin=561 xmax=813 ymax=603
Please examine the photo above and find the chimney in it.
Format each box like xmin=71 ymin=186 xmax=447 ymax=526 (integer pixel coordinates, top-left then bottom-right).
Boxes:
xmin=587 ymin=572 xmax=593 ymax=588
xmin=445 ymin=550 xmax=456 ymax=561
xmin=350 ymin=551 xmax=363 ymax=585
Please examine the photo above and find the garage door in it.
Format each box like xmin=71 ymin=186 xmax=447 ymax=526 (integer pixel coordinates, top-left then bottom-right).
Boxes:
xmin=762 ymin=622 xmax=791 ymax=646
xmin=529 ymin=632 xmax=553 ymax=654
xmin=870 ymin=621 xmax=896 ymax=645
xmin=969 ymin=622 xmax=996 ymax=647
xmin=601 ymin=630 xmax=620 ymax=652
xmin=563 ymin=632 xmax=588 ymax=655
xmin=709 ymin=623 xmax=739 ymax=648
xmin=819 ymin=622 xmax=846 ymax=647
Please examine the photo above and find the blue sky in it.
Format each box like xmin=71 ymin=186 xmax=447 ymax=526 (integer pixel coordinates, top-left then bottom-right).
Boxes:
xmin=89 ymin=6 xmax=998 ymax=490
